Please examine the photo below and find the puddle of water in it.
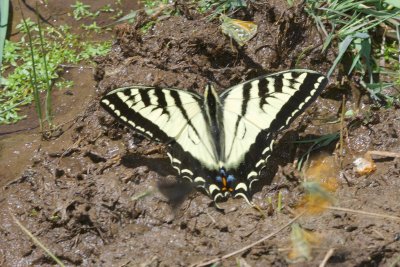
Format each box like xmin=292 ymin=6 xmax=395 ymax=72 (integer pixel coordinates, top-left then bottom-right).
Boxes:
xmin=0 ymin=68 xmax=96 ymax=186
xmin=1 ymin=0 xmax=142 ymax=186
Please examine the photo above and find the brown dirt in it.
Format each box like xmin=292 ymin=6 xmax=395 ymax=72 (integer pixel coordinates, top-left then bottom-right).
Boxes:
xmin=1 ymin=1 xmax=400 ymax=266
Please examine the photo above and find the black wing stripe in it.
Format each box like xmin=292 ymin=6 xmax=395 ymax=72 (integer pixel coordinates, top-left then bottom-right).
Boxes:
xmin=269 ymin=73 xmax=327 ymax=132
xmin=273 ymin=75 xmax=283 ymax=93
xmin=101 ymin=92 xmax=170 ymax=142
xmin=154 ymin=88 xmax=170 ymax=117
xmin=241 ymin=82 xmax=252 ymax=116
xmin=258 ymin=78 xmax=269 ymax=108
xmin=139 ymin=89 xmax=151 ymax=106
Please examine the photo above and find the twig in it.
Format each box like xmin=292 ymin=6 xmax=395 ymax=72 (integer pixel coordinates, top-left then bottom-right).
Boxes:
xmin=319 ymin=248 xmax=335 ymax=267
xmin=339 ymin=95 xmax=345 ymax=168
xmin=11 ymin=213 xmax=65 ymax=267
xmin=327 ymin=206 xmax=400 ymax=221
xmin=367 ymin=150 xmax=400 ymax=158
xmin=190 ymin=213 xmax=304 ymax=267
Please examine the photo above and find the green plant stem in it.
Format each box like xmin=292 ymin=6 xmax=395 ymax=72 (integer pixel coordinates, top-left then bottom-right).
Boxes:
xmin=0 ymin=0 xmax=9 ymax=77
xmin=19 ymin=1 xmax=43 ymax=131
xmin=11 ymin=214 xmax=65 ymax=267
xmin=37 ymin=10 xmax=53 ymax=127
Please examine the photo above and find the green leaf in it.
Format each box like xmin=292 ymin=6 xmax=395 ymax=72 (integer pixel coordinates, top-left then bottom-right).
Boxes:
xmin=384 ymin=0 xmax=400 ymax=9
xmin=327 ymin=32 xmax=369 ymax=78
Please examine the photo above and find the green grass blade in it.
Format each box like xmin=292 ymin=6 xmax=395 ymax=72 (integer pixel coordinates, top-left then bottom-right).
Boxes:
xmin=37 ymin=11 xmax=53 ymax=127
xmin=20 ymin=6 xmax=43 ymax=130
xmin=11 ymin=214 xmax=65 ymax=267
xmin=327 ymin=32 xmax=369 ymax=78
xmin=0 ymin=0 xmax=10 ymax=78
xmin=295 ymin=133 xmax=339 ymax=170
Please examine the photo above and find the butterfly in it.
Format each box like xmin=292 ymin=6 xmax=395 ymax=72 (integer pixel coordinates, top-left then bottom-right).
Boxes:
xmin=220 ymin=14 xmax=258 ymax=46
xmin=100 ymin=70 xmax=328 ymax=205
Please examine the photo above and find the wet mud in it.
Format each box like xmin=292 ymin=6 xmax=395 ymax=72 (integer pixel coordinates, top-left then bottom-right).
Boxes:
xmin=1 ymin=1 xmax=399 ymax=266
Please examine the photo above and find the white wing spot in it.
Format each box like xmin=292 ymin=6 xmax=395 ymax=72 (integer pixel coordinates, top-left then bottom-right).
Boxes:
xmin=267 ymin=78 xmax=275 ymax=92
xmin=194 ymin=177 xmax=206 ymax=184
xmin=172 ymin=166 xmax=181 ymax=174
xmin=255 ymin=159 xmax=264 ymax=168
xmin=181 ymin=169 xmax=193 ymax=176
xmin=172 ymin=158 xmax=181 ymax=164
xmin=286 ymin=116 xmax=292 ymax=125
xmin=116 ymin=92 xmax=130 ymax=102
xmin=283 ymin=73 xmax=292 ymax=79
xmin=249 ymin=178 xmax=259 ymax=189
xmin=114 ymin=110 xmax=121 ymax=116
xmin=235 ymin=182 xmax=248 ymax=192
xmin=234 ymin=193 xmax=253 ymax=206
xmin=102 ymin=99 xmax=110 ymax=105
xmin=120 ymin=115 xmax=127 ymax=122
xmin=182 ymin=176 xmax=192 ymax=182
xmin=296 ymin=73 xmax=308 ymax=83
xmin=214 ymin=192 xmax=223 ymax=201
xmin=109 ymin=104 xmax=115 ymax=110
xmin=209 ymin=184 xmax=220 ymax=195
xmin=125 ymin=100 xmax=134 ymax=108
xmin=282 ymin=85 xmax=296 ymax=94
xmin=247 ymin=171 xmax=257 ymax=179
xmin=166 ymin=153 xmax=173 ymax=162
xmin=136 ymin=126 xmax=145 ymax=132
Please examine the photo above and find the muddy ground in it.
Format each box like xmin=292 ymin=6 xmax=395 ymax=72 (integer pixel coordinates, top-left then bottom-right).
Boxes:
xmin=1 ymin=1 xmax=400 ymax=266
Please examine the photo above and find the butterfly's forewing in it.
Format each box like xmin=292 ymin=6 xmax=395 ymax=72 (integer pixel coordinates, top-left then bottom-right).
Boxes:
xmin=100 ymin=86 xmax=220 ymax=188
xmin=220 ymin=70 xmax=328 ymax=198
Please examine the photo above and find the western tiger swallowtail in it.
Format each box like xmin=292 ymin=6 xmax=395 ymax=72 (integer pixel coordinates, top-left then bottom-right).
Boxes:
xmin=100 ymin=70 xmax=328 ymax=205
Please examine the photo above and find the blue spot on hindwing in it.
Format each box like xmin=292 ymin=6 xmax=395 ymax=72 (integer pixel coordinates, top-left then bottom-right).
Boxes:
xmin=227 ymin=175 xmax=235 ymax=183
